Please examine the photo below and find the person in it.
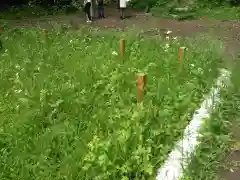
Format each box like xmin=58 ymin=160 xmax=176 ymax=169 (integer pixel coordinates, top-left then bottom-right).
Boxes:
xmin=119 ymin=0 xmax=126 ymax=19
xmin=117 ymin=0 xmax=120 ymax=9
xmin=84 ymin=0 xmax=92 ymax=23
xmin=97 ymin=0 xmax=105 ymax=18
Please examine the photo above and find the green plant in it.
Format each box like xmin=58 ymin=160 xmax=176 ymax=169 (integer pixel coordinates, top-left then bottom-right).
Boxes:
xmin=0 ymin=26 xmax=221 ymax=179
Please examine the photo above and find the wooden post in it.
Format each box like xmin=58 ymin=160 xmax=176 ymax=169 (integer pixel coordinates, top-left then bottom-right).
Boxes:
xmin=120 ymin=39 xmax=125 ymax=57
xmin=178 ymin=47 xmax=185 ymax=67
xmin=137 ymin=73 xmax=147 ymax=103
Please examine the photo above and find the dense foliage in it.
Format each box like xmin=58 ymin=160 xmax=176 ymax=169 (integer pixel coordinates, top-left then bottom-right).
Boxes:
xmin=1 ymin=0 xmax=239 ymax=7
xmin=0 ymin=26 xmax=221 ymax=179
xmin=130 ymin=0 xmax=240 ymax=10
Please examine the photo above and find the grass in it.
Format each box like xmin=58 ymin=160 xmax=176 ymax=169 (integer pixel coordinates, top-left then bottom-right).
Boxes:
xmin=181 ymin=63 xmax=240 ymax=180
xmin=151 ymin=6 xmax=240 ymax=20
xmin=0 ymin=26 xmax=222 ymax=179
xmin=196 ymin=6 xmax=240 ymax=20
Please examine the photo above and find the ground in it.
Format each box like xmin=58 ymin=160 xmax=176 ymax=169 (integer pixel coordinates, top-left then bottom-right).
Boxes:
xmin=4 ymin=7 xmax=240 ymax=62
xmin=2 ymin=6 xmax=240 ymax=180
xmin=219 ymin=122 xmax=240 ymax=180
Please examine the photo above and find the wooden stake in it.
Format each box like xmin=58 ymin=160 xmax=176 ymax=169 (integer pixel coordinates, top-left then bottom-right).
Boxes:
xmin=120 ymin=39 xmax=125 ymax=57
xmin=178 ymin=47 xmax=185 ymax=67
xmin=137 ymin=73 xmax=147 ymax=103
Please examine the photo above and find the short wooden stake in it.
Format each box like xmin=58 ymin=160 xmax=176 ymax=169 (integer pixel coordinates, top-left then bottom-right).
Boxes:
xmin=178 ymin=47 xmax=185 ymax=67
xmin=120 ymin=39 xmax=125 ymax=57
xmin=137 ymin=73 xmax=147 ymax=103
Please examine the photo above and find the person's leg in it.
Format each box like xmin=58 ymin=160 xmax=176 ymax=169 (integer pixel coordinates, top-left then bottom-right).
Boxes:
xmin=100 ymin=3 xmax=104 ymax=18
xmin=120 ymin=8 xmax=125 ymax=19
xmin=83 ymin=4 xmax=88 ymax=21
xmin=97 ymin=2 xmax=104 ymax=18
xmin=97 ymin=4 xmax=100 ymax=18
xmin=86 ymin=2 xmax=92 ymax=22
xmin=97 ymin=4 xmax=102 ymax=18
xmin=117 ymin=0 xmax=120 ymax=9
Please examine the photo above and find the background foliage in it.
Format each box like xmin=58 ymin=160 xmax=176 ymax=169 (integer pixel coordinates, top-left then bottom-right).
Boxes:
xmin=1 ymin=0 xmax=240 ymax=7
xmin=0 ymin=0 xmax=239 ymax=17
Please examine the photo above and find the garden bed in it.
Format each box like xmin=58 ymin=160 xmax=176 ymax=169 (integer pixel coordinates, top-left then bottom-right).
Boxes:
xmin=0 ymin=27 xmax=221 ymax=179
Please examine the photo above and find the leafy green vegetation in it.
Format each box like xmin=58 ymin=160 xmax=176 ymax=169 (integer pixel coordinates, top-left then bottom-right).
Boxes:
xmin=0 ymin=26 xmax=222 ymax=179
xmin=0 ymin=5 xmax=78 ymax=19
xmin=129 ymin=0 xmax=240 ymax=20
xmin=151 ymin=5 xmax=240 ymax=20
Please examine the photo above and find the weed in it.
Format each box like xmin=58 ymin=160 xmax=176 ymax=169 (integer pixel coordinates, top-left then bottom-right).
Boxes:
xmin=182 ymin=63 xmax=240 ymax=180
xmin=0 ymin=26 xmax=221 ymax=179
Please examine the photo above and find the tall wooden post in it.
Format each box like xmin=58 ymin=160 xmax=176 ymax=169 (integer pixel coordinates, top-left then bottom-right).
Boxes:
xmin=137 ymin=73 xmax=147 ymax=103
xmin=120 ymin=39 xmax=125 ymax=57
xmin=178 ymin=47 xmax=185 ymax=67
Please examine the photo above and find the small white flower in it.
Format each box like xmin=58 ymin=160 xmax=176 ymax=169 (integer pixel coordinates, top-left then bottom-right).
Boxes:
xmin=112 ymin=51 xmax=118 ymax=56
xmin=165 ymin=43 xmax=170 ymax=49
xmin=166 ymin=36 xmax=170 ymax=40
xmin=173 ymin=37 xmax=178 ymax=40
xmin=16 ymin=105 xmax=19 ymax=111
xmin=165 ymin=30 xmax=172 ymax=35
xmin=14 ymin=89 xmax=22 ymax=93
xmin=198 ymin=68 xmax=203 ymax=74
xmin=15 ymin=65 xmax=21 ymax=69
xmin=190 ymin=64 xmax=195 ymax=67
xmin=16 ymin=73 xmax=19 ymax=79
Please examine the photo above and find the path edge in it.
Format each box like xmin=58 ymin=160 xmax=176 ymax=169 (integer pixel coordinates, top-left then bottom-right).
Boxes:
xmin=156 ymin=68 xmax=231 ymax=180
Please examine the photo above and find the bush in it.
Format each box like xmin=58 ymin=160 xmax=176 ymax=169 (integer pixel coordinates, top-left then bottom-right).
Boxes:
xmin=129 ymin=0 xmax=158 ymax=10
xmin=229 ymin=0 xmax=240 ymax=6
xmin=129 ymin=0 xmax=240 ymax=12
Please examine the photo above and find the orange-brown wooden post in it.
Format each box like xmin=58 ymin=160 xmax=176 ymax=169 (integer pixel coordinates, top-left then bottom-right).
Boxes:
xmin=178 ymin=47 xmax=185 ymax=67
xmin=120 ymin=39 xmax=125 ymax=57
xmin=137 ymin=73 xmax=147 ymax=103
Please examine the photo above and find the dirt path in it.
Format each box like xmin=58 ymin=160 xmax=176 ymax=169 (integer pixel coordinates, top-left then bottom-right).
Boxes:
xmin=4 ymin=7 xmax=240 ymax=61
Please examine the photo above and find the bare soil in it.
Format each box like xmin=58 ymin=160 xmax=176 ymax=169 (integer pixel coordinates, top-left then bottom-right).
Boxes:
xmin=220 ymin=122 xmax=240 ymax=180
xmin=4 ymin=7 xmax=240 ymax=61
